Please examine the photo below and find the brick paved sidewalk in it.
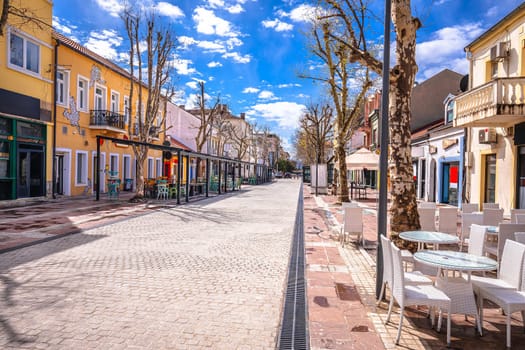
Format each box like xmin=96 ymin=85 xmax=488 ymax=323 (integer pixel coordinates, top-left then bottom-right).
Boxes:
xmin=308 ymin=186 xmax=525 ymax=350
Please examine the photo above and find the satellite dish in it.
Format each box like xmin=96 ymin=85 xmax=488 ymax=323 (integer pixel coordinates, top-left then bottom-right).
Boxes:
xmin=460 ymin=74 xmax=469 ymax=92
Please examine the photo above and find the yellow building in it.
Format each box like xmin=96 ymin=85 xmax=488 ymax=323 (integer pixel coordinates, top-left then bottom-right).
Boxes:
xmin=454 ymin=3 xmax=525 ymax=212
xmin=0 ymin=0 xmax=54 ymax=200
xmin=53 ymin=32 xmax=165 ymax=197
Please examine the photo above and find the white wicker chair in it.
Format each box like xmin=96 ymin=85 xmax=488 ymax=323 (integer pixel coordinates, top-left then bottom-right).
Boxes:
xmin=483 ymin=203 xmax=500 ymax=209
xmin=377 ymin=235 xmax=433 ymax=303
xmin=459 ymin=213 xmax=483 ymax=251
xmin=438 ymin=207 xmax=459 ymax=235
xmin=461 ymin=203 xmax=479 ymax=214
xmin=477 ymin=241 xmax=525 ymax=348
xmin=418 ymin=207 xmax=436 ymax=231
xmin=386 ymin=243 xmax=451 ymax=346
xmin=468 ymin=224 xmax=488 ymax=257
xmin=485 ymin=224 xmax=525 ymax=262
xmin=515 ymin=232 xmax=525 ymax=244
xmin=418 ymin=201 xmax=437 ymax=209
xmin=341 ymin=202 xmax=360 ymax=208
xmin=515 ymin=214 xmax=525 ymax=224
xmin=340 ymin=207 xmax=364 ymax=247
xmin=511 ymin=209 xmax=525 ymax=223
xmin=482 ymin=208 xmax=504 ymax=226
xmin=472 ymin=239 xmax=525 ymax=296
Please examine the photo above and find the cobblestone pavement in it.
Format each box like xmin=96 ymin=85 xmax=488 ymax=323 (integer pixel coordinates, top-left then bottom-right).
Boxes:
xmin=0 ymin=181 xmax=301 ymax=349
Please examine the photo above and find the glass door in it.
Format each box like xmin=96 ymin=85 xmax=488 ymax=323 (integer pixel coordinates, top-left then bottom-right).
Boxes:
xmin=484 ymin=154 xmax=497 ymax=203
xmin=17 ymin=145 xmax=44 ymax=198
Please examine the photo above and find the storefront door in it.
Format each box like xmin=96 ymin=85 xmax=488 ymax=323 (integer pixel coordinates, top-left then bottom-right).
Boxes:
xmin=17 ymin=144 xmax=44 ymax=198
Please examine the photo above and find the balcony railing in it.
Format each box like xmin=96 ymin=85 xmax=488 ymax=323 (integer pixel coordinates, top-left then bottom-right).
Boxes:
xmin=90 ymin=110 xmax=126 ymax=131
xmin=454 ymin=77 xmax=525 ymax=127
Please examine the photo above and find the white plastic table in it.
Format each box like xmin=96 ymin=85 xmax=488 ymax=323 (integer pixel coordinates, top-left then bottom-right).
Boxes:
xmin=399 ymin=230 xmax=459 ymax=251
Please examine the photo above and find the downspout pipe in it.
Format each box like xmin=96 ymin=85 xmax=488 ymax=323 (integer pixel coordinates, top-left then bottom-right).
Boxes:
xmin=52 ymin=39 xmax=60 ymax=199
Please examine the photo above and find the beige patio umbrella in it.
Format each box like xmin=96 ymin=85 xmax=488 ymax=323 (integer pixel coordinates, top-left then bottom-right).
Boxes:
xmin=345 ymin=148 xmax=379 ymax=170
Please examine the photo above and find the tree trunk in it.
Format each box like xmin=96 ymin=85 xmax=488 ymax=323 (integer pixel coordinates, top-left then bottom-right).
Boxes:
xmin=335 ymin=138 xmax=349 ymax=203
xmin=131 ymin=146 xmax=147 ymax=200
xmin=389 ymin=0 xmax=421 ymax=240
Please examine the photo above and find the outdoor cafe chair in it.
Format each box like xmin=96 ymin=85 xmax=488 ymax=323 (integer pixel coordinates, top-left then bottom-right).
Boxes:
xmin=438 ymin=207 xmax=459 ymax=235
xmin=418 ymin=201 xmax=437 ymax=209
xmin=485 ymin=224 xmax=525 ymax=262
xmin=483 ymin=208 xmax=504 ymax=227
xmin=156 ymin=183 xmax=169 ymax=200
xmin=472 ymin=239 xmax=525 ymax=296
xmin=511 ymin=209 xmax=525 ymax=223
xmin=476 ymin=240 xmax=525 ymax=348
xmin=340 ymin=207 xmax=364 ymax=247
xmin=386 ymin=242 xmax=451 ymax=346
xmin=377 ymin=235 xmax=433 ymax=304
xmin=515 ymin=214 xmax=525 ymax=224
xmin=461 ymin=203 xmax=479 ymax=214
xmin=483 ymin=202 xmax=500 ymax=209
xmin=417 ymin=207 xmax=436 ymax=231
xmin=515 ymin=232 xmax=525 ymax=244
xmin=468 ymin=224 xmax=488 ymax=257
xmin=460 ymin=212 xmax=483 ymax=251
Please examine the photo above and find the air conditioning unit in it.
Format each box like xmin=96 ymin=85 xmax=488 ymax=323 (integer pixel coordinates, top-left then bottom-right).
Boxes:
xmin=479 ymin=128 xmax=497 ymax=144
xmin=490 ymin=41 xmax=509 ymax=61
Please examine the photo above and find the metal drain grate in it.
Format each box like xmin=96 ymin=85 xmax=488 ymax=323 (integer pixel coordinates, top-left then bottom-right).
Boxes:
xmin=278 ymin=186 xmax=308 ymax=350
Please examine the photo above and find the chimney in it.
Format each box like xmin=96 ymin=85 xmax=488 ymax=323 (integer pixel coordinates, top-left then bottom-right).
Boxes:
xmin=178 ymin=105 xmax=185 ymax=110
xmin=240 ymin=112 xmax=245 ymax=120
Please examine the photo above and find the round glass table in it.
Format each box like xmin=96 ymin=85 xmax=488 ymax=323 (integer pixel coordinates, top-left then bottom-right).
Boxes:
xmin=414 ymin=250 xmax=498 ymax=277
xmin=399 ymin=230 xmax=459 ymax=250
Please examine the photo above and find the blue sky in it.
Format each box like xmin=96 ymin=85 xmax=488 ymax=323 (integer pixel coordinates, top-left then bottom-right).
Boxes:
xmin=52 ymin=0 xmax=522 ymax=154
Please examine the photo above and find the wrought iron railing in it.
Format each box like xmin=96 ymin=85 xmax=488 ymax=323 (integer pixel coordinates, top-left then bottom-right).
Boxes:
xmin=90 ymin=110 xmax=126 ymax=130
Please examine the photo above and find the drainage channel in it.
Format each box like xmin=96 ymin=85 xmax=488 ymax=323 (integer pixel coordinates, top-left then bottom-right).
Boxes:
xmin=277 ymin=185 xmax=308 ymax=350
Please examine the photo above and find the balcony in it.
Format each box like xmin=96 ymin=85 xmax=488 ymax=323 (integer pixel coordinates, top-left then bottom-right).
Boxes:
xmin=454 ymin=78 xmax=525 ymax=128
xmin=89 ymin=110 xmax=126 ymax=133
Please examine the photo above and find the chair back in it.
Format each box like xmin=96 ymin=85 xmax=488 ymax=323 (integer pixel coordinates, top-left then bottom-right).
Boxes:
xmin=380 ymin=235 xmax=393 ymax=287
xmin=497 ymin=223 xmax=525 ymax=261
xmin=515 ymin=214 xmax=525 ymax=224
xmin=468 ymin=224 xmax=487 ymax=256
xmin=511 ymin=209 xmax=525 ymax=223
xmin=343 ymin=207 xmax=363 ymax=235
xmin=461 ymin=203 xmax=479 ymax=214
xmin=390 ymin=242 xmax=406 ymax=302
xmin=483 ymin=202 xmax=500 ymax=209
xmin=499 ymin=239 xmax=525 ymax=289
xmin=483 ymin=208 xmax=504 ymax=226
xmin=438 ymin=207 xmax=458 ymax=235
xmin=515 ymin=232 xmax=525 ymax=244
xmin=460 ymin=213 xmax=483 ymax=243
xmin=417 ymin=207 xmax=436 ymax=231
xmin=342 ymin=202 xmax=360 ymax=208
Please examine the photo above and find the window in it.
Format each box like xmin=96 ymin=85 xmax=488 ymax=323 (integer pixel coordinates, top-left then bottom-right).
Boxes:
xmin=94 ymin=85 xmax=106 ymax=110
xmin=123 ymin=155 xmax=131 ymax=179
xmin=155 ymin=158 xmax=162 ymax=177
xmin=124 ymin=96 xmax=130 ymax=124
xmin=491 ymin=61 xmax=498 ymax=78
xmin=76 ymin=151 xmax=88 ymax=185
xmin=56 ymin=71 xmax=69 ymax=106
xmin=109 ymin=154 xmax=119 ymax=176
xmin=110 ymin=91 xmax=119 ymax=113
xmin=77 ymin=77 xmax=89 ymax=111
xmin=147 ymin=157 xmax=154 ymax=179
xmin=446 ymin=100 xmax=454 ymax=124
xmin=9 ymin=31 xmax=40 ymax=74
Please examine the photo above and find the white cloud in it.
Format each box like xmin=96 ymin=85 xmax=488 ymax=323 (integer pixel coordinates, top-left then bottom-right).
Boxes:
xmin=155 ymin=2 xmax=185 ymax=19
xmin=193 ymin=7 xmax=239 ymax=37
xmin=84 ymin=29 xmax=122 ymax=60
xmin=417 ymin=23 xmax=483 ymax=67
xmin=242 ymin=87 xmax=260 ymax=93
xmin=173 ymin=58 xmax=197 ymax=75
xmin=262 ymin=19 xmax=293 ymax=32
xmin=278 ymin=83 xmax=301 ymax=88
xmin=258 ymin=90 xmax=277 ymax=100
xmin=178 ymin=36 xmax=198 ymax=49
xmin=208 ymin=61 xmax=222 ymax=68
xmin=94 ymin=0 xmax=123 ymax=18
xmin=280 ymin=4 xmax=318 ymax=23
xmin=227 ymin=4 xmax=244 ymax=14
xmin=186 ymin=81 xmax=199 ymax=89
xmin=52 ymin=16 xmax=75 ymax=35
xmin=207 ymin=0 xmax=225 ymax=7
xmin=246 ymin=101 xmax=307 ymax=130
xmin=222 ymin=52 xmax=251 ymax=63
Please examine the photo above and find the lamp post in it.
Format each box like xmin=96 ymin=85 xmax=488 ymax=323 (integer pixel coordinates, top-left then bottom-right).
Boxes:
xmin=377 ymin=0 xmax=391 ymax=300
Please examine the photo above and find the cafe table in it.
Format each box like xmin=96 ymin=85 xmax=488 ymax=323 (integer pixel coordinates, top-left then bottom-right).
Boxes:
xmin=399 ymin=230 xmax=459 ymax=251
xmin=414 ymin=250 xmax=498 ymax=336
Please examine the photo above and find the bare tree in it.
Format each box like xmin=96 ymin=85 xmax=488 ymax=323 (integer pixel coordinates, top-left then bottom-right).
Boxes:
xmin=320 ymin=0 xmax=422 ymax=235
xmin=227 ymin=119 xmax=252 ymax=161
xmin=0 ymin=0 xmax=51 ymax=36
xmin=299 ymin=103 xmax=333 ymax=165
xmin=293 ymin=128 xmax=314 ymax=165
xmin=122 ymin=7 xmax=176 ymax=200
xmin=303 ymin=16 xmax=371 ymax=203
xmin=194 ymin=81 xmax=221 ymax=154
